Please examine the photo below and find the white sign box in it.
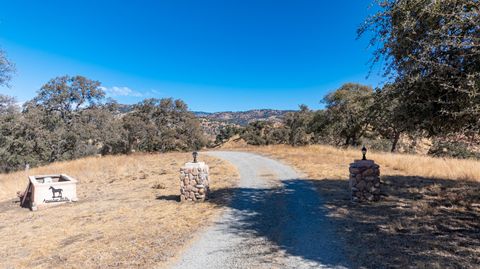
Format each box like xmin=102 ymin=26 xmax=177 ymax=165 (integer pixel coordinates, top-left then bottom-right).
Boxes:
xmin=25 ymin=174 xmax=78 ymax=210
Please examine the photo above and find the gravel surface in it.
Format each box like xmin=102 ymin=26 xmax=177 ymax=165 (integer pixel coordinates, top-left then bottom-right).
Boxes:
xmin=171 ymin=151 xmax=350 ymax=269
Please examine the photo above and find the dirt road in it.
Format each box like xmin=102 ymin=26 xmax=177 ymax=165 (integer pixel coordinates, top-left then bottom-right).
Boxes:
xmin=171 ymin=151 xmax=350 ymax=269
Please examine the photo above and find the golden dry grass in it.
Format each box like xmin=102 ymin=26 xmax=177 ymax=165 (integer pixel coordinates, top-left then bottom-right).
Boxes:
xmin=224 ymin=144 xmax=480 ymax=268
xmin=0 ymin=153 xmax=239 ymax=269
xmin=229 ymin=144 xmax=480 ymax=181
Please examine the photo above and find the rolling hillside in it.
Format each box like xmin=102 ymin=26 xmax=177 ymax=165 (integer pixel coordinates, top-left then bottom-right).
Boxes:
xmin=194 ymin=109 xmax=293 ymax=126
xmin=195 ymin=109 xmax=293 ymax=140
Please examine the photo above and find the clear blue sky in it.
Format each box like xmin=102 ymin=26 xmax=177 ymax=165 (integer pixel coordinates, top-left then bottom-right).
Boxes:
xmin=0 ymin=0 xmax=382 ymax=112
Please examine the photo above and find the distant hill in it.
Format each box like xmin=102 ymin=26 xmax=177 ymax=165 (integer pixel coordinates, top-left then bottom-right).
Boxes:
xmin=114 ymin=105 xmax=294 ymax=140
xmin=113 ymin=105 xmax=293 ymax=126
xmin=193 ymin=109 xmax=294 ymax=126
xmin=193 ymin=109 xmax=294 ymax=141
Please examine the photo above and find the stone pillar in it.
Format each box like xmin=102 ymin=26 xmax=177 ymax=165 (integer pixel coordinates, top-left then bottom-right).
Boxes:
xmin=180 ymin=162 xmax=210 ymax=202
xmin=349 ymin=160 xmax=381 ymax=202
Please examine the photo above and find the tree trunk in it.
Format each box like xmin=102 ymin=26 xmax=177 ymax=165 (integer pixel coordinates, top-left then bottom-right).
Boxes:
xmin=352 ymin=136 xmax=358 ymax=146
xmin=391 ymin=132 xmax=400 ymax=152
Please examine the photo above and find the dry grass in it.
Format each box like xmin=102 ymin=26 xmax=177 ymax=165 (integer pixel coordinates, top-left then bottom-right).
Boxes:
xmin=0 ymin=153 xmax=239 ymax=269
xmin=229 ymin=144 xmax=480 ymax=181
xmin=225 ymin=144 xmax=480 ymax=268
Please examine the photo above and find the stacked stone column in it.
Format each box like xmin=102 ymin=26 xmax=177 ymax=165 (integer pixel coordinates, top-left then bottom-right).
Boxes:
xmin=349 ymin=160 xmax=381 ymax=202
xmin=180 ymin=162 xmax=210 ymax=202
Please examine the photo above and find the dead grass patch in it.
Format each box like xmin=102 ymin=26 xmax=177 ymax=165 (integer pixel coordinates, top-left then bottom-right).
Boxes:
xmin=0 ymin=152 xmax=239 ymax=269
xmin=226 ymin=144 xmax=480 ymax=268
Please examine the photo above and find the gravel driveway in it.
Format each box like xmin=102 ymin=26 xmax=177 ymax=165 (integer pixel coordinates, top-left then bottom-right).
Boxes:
xmin=171 ymin=151 xmax=350 ymax=269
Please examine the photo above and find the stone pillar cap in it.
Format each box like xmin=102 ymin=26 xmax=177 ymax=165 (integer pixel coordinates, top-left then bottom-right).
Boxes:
xmin=350 ymin=160 xmax=376 ymax=167
xmin=183 ymin=162 xmax=207 ymax=168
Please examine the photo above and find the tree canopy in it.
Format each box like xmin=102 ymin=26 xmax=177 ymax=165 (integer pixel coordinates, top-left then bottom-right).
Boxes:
xmin=322 ymin=83 xmax=375 ymax=146
xmin=0 ymin=49 xmax=15 ymax=87
xmin=359 ymin=0 xmax=480 ymax=135
xmin=31 ymin=75 xmax=105 ymax=117
xmin=0 ymin=75 xmax=207 ymax=172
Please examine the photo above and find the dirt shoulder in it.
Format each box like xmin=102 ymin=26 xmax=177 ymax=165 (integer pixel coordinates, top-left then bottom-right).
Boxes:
xmin=230 ymin=145 xmax=480 ymax=268
xmin=0 ymin=153 xmax=239 ymax=269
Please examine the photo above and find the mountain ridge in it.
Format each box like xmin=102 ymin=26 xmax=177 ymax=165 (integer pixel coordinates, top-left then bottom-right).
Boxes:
xmin=193 ymin=108 xmax=295 ymax=126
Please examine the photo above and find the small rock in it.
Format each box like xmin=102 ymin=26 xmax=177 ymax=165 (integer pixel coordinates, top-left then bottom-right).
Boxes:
xmin=152 ymin=183 xmax=166 ymax=189
xmin=357 ymin=181 xmax=366 ymax=190
xmin=349 ymin=168 xmax=361 ymax=174
xmin=363 ymin=169 xmax=374 ymax=176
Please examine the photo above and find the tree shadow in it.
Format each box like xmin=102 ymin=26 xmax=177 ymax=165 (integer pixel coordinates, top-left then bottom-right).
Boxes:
xmin=206 ymin=179 xmax=351 ymax=268
xmin=155 ymin=194 xmax=180 ymax=202
xmin=158 ymin=175 xmax=479 ymax=268
xmin=0 ymin=198 xmax=23 ymax=213
xmin=307 ymin=175 xmax=480 ymax=268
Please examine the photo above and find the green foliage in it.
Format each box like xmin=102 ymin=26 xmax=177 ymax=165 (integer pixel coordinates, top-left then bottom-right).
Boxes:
xmin=0 ymin=76 xmax=206 ymax=172
xmin=240 ymin=105 xmax=313 ymax=147
xmin=361 ymin=138 xmax=394 ymax=153
xmin=321 ymin=83 xmax=375 ymax=146
xmin=428 ymin=140 xmax=480 ymax=159
xmin=20 ymin=75 xmax=108 ymax=163
xmin=0 ymin=104 xmax=22 ymax=172
xmin=369 ymin=84 xmax=411 ymax=152
xmin=359 ymin=0 xmax=480 ymax=135
xmin=0 ymin=49 xmax=15 ymax=87
xmin=241 ymin=121 xmax=289 ymax=146
xmin=239 ymin=1 xmax=480 ymax=153
xmin=238 ymin=83 xmax=420 ymax=155
xmin=123 ymin=98 xmax=206 ymax=153
xmin=0 ymin=95 xmax=18 ymax=114
xmin=308 ymin=110 xmax=336 ymax=144
xmin=283 ymin=105 xmax=314 ymax=146
xmin=241 ymin=121 xmax=270 ymax=146
xmin=33 ymin=76 xmax=105 ymax=111
xmin=215 ymin=125 xmax=242 ymax=144
xmin=239 ymin=84 xmax=392 ymax=150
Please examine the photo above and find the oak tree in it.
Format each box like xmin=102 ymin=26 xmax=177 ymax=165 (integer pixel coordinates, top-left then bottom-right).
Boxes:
xmin=359 ymin=0 xmax=480 ymax=135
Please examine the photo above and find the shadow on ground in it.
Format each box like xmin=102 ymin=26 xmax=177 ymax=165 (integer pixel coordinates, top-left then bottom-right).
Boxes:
xmin=156 ymin=194 xmax=180 ymax=202
xmin=158 ymin=176 xmax=480 ymax=268
xmin=309 ymin=175 xmax=480 ymax=268
xmin=169 ymin=179 xmax=350 ymax=268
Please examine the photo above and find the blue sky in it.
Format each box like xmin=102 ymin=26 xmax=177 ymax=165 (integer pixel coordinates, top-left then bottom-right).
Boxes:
xmin=0 ymin=0 xmax=382 ymax=112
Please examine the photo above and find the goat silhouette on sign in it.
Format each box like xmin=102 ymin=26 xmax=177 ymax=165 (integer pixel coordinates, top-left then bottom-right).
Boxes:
xmin=49 ymin=186 xmax=63 ymax=198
